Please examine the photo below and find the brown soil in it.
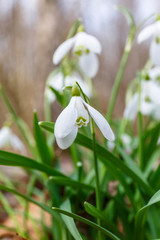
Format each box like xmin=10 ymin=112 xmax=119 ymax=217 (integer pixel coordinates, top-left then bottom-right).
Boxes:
xmin=0 ymin=233 xmax=27 ymax=240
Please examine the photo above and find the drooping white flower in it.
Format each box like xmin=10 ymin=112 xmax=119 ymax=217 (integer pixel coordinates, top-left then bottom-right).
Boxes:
xmin=124 ymin=80 xmax=160 ymax=121
xmin=45 ymin=72 xmax=64 ymax=103
xmin=54 ymin=96 xmax=115 ymax=149
xmin=45 ymin=71 xmax=92 ymax=103
xmin=149 ymin=67 xmax=160 ymax=81
xmin=123 ymin=93 xmax=138 ymax=121
xmin=53 ymin=32 xmax=102 ymax=78
xmin=138 ymin=20 xmax=160 ymax=66
xmin=0 ymin=127 xmax=26 ymax=153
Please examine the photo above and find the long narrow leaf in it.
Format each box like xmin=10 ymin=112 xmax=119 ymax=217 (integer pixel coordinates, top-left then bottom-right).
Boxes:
xmin=34 ymin=111 xmax=52 ymax=166
xmin=60 ymin=199 xmax=83 ymax=240
xmin=84 ymin=202 xmax=122 ymax=238
xmin=0 ymin=150 xmax=64 ymax=177
xmin=52 ymin=207 xmax=121 ymax=240
xmin=135 ymin=189 xmax=160 ymax=237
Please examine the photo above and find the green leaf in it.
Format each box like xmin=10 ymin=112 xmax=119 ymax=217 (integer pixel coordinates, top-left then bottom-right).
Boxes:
xmin=60 ymin=199 xmax=83 ymax=240
xmin=52 ymin=207 xmax=121 ymax=240
xmin=84 ymin=202 xmax=122 ymax=238
xmin=49 ymin=176 xmax=94 ymax=191
xmin=143 ymin=122 xmax=160 ymax=166
xmin=76 ymin=133 xmax=154 ymax=196
xmin=33 ymin=111 xmax=52 ymax=166
xmin=39 ymin=121 xmax=55 ymax=133
xmin=0 ymin=150 xmax=64 ymax=177
xmin=117 ymin=146 xmax=147 ymax=182
xmin=39 ymin=121 xmax=153 ymax=196
xmin=49 ymin=176 xmax=127 ymax=211
xmin=135 ymin=189 xmax=160 ymax=237
xmin=150 ymin=163 xmax=160 ymax=191
xmin=49 ymin=86 xmax=63 ymax=104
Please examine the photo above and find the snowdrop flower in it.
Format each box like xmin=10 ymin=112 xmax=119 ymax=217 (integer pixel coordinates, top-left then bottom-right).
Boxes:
xmin=45 ymin=71 xmax=92 ymax=103
xmin=53 ymin=32 xmax=101 ymax=78
xmin=54 ymin=95 xmax=115 ymax=150
xmin=0 ymin=127 xmax=26 ymax=153
xmin=124 ymin=80 xmax=160 ymax=121
xmin=149 ymin=67 xmax=160 ymax=81
xmin=138 ymin=20 xmax=160 ymax=66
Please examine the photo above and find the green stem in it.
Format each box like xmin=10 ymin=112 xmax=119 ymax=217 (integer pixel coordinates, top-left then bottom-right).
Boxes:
xmin=137 ymin=78 xmax=143 ymax=169
xmin=107 ymin=25 xmax=136 ymax=122
xmin=91 ymin=119 xmax=102 ymax=240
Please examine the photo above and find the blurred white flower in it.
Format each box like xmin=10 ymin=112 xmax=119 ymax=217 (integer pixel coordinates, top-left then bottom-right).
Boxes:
xmin=54 ymin=96 xmax=115 ymax=149
xmin=124 ymin=93 xmax=138 ymax=121
xmin=45 ymin=71 xmax=92 ymax=103
xmin=138 ymin=20 xmax=160 ymax=66
xmin=107 ymin=133 xmax=136 ymax=154
xmin=0 ymin=127 xmax=26 ymax=153
xmin=53 ymin=32 xmax=102 ymax=78
xmin=124 ymin=80 xmax=160 ymax=121
xmin=149 ymin=67 xmax=160 ymax=81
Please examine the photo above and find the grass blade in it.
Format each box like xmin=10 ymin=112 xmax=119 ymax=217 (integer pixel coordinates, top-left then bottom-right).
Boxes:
xmin=34 ymin=111 xmax=52 ymax=166
xmin=0 ymin=150 xmax=65 ymax=177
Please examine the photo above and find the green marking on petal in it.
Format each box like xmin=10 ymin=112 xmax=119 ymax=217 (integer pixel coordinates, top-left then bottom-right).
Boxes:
xmin=76 ymin=116 xmax=88 ymax=128
xmin=76 ymin=117 xmax=87 ymax=123
xmin=155 ymin=36 xmax=160 ymax=44
xmin=74 ymin=45 xmax=85 ymax=56
xmin=145 ymin=96 xmax=151 ymax=102
xmin=85 ymin=49 xmax=90 ymax=54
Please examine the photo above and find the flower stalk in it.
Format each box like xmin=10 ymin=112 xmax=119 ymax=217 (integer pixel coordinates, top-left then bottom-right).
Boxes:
xmin=91 ymin=118 xmax=102 ymax=240
xmin=137 ymin=76 xmax=144 ymax=169
xmin=107 ymin=10 xmax=136 ymax=122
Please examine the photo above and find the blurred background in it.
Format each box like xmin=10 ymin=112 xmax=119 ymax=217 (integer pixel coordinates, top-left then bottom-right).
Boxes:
xmin=0 ymin=0 xmax=160 ymax=129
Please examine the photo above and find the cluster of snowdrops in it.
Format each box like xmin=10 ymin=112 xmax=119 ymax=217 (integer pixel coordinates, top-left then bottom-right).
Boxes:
xmin=1 ymin=7 xmax=160 ymax=240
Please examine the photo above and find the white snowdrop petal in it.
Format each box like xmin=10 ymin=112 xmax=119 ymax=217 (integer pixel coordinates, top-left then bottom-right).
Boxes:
xmin=140 ymin=101 xmax=155 ymax=115
xmin=123 ymin=93 xmax=138 ymax=121
xmin=149 ymin=67 xmax=160 ymax=79
xmin=121 ymin=134 xmax=131 ymax=145
xmin=150 ymin=40 xmax=160 ymax=66
xmin=56 ymin=126 xmax=78 ymax=149
xmin=45 ymin=88 xmax=56 ymax=103
xmin=0 ymin=127 xmax=11 ymax=148
xmin=54 ymin=97 xmax=77 ymax=138
xmin=153 ymin=105 xmax=160 ymax=120
xmin=48 ymin=72 xmax=64 ymax=91
xmin=147 ymin=82 xmax=160 ymax=104
xmin=75 ymin=97 xmax=89 ymax=124
xmin=74 ymin=32 xmax=102 ymax=54
xmin=83 ymin=102 xmax=115 ymax=141
xmin=137 ymin=24 xmax=157 ymax=43
xmin=53 ymin=38 xmax=75 ymax=64
xmin=79 ymin=53 xmax=99 ymax=78
xmin=10 ymin=135 xmax=26 ymax=153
